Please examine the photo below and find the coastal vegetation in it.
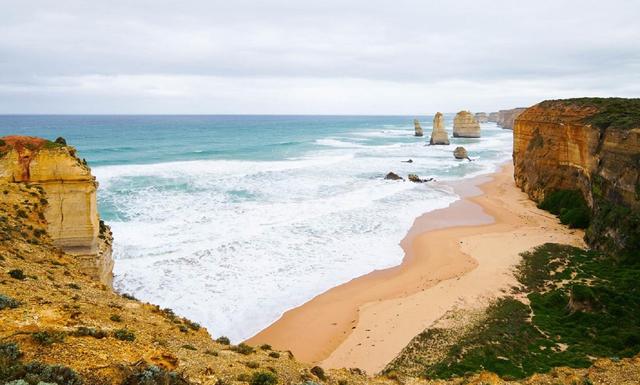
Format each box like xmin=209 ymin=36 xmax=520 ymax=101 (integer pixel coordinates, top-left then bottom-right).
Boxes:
xmin=538 ymin=190 xmax=590 ymax=229
xmin=385 ymin=243 xmax=640 ymax=380
xmin=539 ymin=97 xmax=640 ymax=130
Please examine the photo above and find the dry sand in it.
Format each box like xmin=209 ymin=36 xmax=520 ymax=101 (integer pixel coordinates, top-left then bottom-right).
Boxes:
xmin=246 ymin=163 xmax=585 ymax=374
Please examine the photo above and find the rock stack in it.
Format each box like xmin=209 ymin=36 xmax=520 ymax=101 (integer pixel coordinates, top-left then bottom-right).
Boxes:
xmin=413 ymin=119 xmax=424 ymax=137
xmin=488 ymin=112 xmax=499 ymax=122
xmin=453 ymin=111 xmax=481 ymax=138
xmin=429 ymin=112 xmax=450 ymax=145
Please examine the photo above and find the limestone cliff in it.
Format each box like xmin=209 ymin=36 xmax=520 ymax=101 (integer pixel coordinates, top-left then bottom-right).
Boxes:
xmin=497 ymin=108 xmax=527 ymax=130
xmin=413 ymin=119 xmax=424 ymax=137
xmin=475 ymin=112 xmax=488 ymax=123
xmin=430 ymin=112 xmax=450 ymax=145
xmin=513 ymin=98 xmax=640 ymax=256
xmin=453 ymin=111 xmax=481 ymax=138
xmin=0 ymin=136 xmax=113 ymax=286
xmin=488 ymin=112 xmax=499 ymax=122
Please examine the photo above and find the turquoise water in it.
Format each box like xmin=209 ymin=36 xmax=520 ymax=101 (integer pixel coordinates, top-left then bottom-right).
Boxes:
xmin=0 ymin=114 xmax=513 ymax=340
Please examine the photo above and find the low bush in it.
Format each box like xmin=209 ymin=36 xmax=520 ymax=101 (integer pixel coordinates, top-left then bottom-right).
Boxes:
xmin=114 ymin=328 xmax=136 ymax=342
xmin=216 ymin=336 xmax=231 ymax=345
xmin=32 ymin=330 xmax=66 ymax=346
xmin=310 ymin=366 xmax=326 ymax=380
xmin=231 ymin=343 xmax=255 ymax=355
xmin=110 ymin=314 xmax=123 ymax=322
xmin=73 ymin=326 xmax=108 ymax=339
xmin=8 ymin=269 xmax=26 ymax=280
xmin=268 ymin=352 xmax=280 ymax=359
xmin=0 ymin=294 xmax=21 ymax=310
xmin=250 ymin=371 xmax=277 ymax=385
xmin=122 ymin=364 xmax=190 ymax=385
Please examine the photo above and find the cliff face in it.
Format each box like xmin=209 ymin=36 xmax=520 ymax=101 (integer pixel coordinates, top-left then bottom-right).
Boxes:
xmin=513 ymin=99 xmax=640 ymax=256
xmin=0 ymin=136 xmax=113 ymax=286
xmin=453 ymin=111 xmax=481 ymax=138
xmin=497 ymin=108 xmax=527 ymax=129
xmin=475 ymin=112 xmax=488 ymax=123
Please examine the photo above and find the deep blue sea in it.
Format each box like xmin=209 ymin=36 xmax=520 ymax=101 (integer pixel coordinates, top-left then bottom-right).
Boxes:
xmin=0 ymin=114 xmax=513 ymax=341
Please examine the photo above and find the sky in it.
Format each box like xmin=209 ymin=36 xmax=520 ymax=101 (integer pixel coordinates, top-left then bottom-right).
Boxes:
xmin=1 ymin=0 xmax=639 ymax=114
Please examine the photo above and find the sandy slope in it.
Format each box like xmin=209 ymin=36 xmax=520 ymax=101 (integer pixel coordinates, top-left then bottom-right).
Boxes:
xmin=247 ymin=163 xmax=585 ymax=374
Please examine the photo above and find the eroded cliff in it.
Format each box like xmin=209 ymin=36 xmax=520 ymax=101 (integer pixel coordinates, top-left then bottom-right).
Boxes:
xmin=497 ymin=108 xmax=527 ymax=130
xmin=513 ymin=98 xmax=640 ymax=256
xmin=0 ymin=136 xmax=113 ymax=285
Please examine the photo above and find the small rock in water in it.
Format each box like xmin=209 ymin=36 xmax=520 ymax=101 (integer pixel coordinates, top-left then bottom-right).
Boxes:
xmin=402 ymin=159 xmax=413 ymax=163
xmin=385 ymin=172 xmax=403 ymax=180
xmin=408 ymin=174 xmax=434 ymax=183
xmin=453 ymin=146 xmax=471 ymax=161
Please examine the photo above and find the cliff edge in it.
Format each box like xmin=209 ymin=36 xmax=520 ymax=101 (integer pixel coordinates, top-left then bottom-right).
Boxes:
xmin=0 ymin=136 xmax=113 ymax=285
xmin=513 ymin=98 xmax=640 ymax=256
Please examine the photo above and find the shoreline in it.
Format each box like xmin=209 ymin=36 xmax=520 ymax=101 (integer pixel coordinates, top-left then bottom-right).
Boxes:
xmin=246 ymin=162 xmax=585 ymax=373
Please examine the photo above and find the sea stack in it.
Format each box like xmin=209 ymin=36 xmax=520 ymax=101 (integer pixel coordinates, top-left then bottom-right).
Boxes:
xmin=413 ymin=119 xmax=424 ymax=137
xmin=0 ymin=136 xmax=114 ymax=286
xmin=453 ymin=111 xmax=481 ymax=138
xmin=429 ymin=112 xmax=450 ymax=145
xmin=488 ymin=112 xmax=499 ymax=122
xmin=497 ymin=107 xmax=527 ymax=130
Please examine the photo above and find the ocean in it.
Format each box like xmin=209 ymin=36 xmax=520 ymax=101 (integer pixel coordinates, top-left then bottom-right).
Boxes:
xmin=0 ymin=114 xmax=513 ymax=341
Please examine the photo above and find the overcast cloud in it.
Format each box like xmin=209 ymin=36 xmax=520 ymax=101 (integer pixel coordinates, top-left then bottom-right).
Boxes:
xmin=1 ymin=0 xmax=639 ymax=114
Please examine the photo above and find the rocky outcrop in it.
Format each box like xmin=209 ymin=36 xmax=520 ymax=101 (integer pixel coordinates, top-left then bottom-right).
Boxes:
xmin=0 ymin=136 xmax=113 ymax=286
xmin=385 ymin=172 xmax=403 ymax=180
xmin=453 ymin=111 xmax=481 ymax=138
xmin=453 ymin=146 xmax=470 ymax=160
xmin=513 ymin=98 xmax=640 ymax=256
xmin=430 ymin=112 xmax=450 ymax=145
xmin=413 ymin=119 xmax=424 ymax=137
xmin=488 ymin=112 xmax=499 ymax=122
xmin=475 ymin=112 xmax=488 ymax=123
xmin=497 ymin=108 xmax=527 ymax=130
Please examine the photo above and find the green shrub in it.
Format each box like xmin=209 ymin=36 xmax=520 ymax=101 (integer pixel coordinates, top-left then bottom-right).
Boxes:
xmin=245 ymin=361 xmax=260 ymax=369
xmin=231 ymin=343 xmax=255 ymax=355
xmin=250 ymin=371 xmax=277 ymax=385
xmin=181 ymin=344 xmax=197 ymax=351
xmin=268 ymin=351 xmax=280 ymax=359
xmin=538 ymin=190 xmax=590 ymax=228
xmin=310 ymin=366 xmax=326 ymax=380
xmin=32 ymin=330 xmax=66 ymax=345
xmin=122 ymin=364 xmax=189 ymax=385
xmin=8 ymin=269 xmax=26 ymax=280
xmin=110 ymin=314 xmax=123 ymax=322
xmin=216 ymin=336 xmax=231 ymax=345
xmin=73 ymin=326 xmax=107 ymax=339
xmin=0 ymin=294 xmax=21 ymax=310
xmin=113 ymin=328 xmax=136 ymax=342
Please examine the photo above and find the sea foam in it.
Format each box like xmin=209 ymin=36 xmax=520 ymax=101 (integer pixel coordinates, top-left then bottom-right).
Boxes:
xmin=96 ymin=122 xmax=513 ymax=341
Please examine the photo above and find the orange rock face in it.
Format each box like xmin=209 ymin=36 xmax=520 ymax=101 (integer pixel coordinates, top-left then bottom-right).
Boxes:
xmin=513 ymin=100 xmax=640 ymax=254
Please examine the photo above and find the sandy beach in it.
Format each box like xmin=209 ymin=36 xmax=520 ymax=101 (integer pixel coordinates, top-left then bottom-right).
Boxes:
xmin=247 ymin=163 xmax=585 ymax=374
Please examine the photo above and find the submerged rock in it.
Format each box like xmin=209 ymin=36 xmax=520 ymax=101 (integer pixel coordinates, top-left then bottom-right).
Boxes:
xmin=413 ymin=119 xmax=424 ymax=137
xmin=402 ymin=159 xmax=413 ymax=163
xmin=408 ymin=174 xmax=434 ymax=183
xmin=385 ymin=172 xmax=403 ymax=180
xmin=429 ymin=112 xmax=450 ymax=145
xmin=453 ymin=111 xmax=481 ymax=138
xmin=453 ymin=146 xmax=471 ymax=161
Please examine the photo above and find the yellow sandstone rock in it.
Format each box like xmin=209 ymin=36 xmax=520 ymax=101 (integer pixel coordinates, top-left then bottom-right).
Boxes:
xmin=453 ymin=111 xmax=481 ymax=138
xmin=0 ymin=135 xmax=113 ymax=286
xmin=430 ymin=112 xmax=450 ymax=145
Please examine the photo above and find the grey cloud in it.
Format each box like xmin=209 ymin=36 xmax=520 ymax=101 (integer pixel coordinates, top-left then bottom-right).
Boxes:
xmin=0 ymin=0 xmax=638 ymax=113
